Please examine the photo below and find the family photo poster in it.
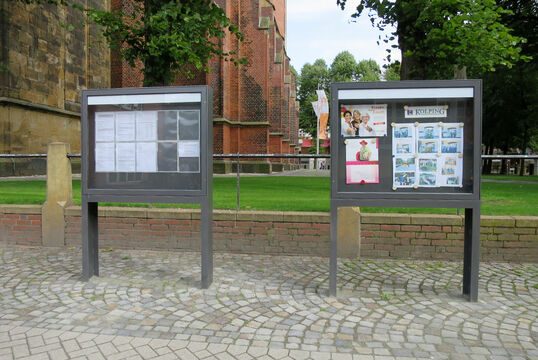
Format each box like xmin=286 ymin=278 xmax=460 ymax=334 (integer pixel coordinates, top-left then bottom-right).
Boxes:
xmin=340 ymin=104 xmax=388 ymax=137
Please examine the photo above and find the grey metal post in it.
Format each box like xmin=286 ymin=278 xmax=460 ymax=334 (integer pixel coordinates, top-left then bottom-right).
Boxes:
xmin=463 ymin=206 xmax=480 ymax=301
xmin=329 ymin=201 xmax=338 ymax=296
xmin=82 ymin=198 xmax=99 ymax=280
xmin=201 ymin=192 xmax=213 ymax=288
xmin=236 ymin=152 xmax=240 ymax=211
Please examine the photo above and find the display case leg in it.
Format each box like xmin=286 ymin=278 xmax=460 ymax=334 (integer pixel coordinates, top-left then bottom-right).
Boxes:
xmin=329 ymin=202 xmax=338 ymax=296
xmin=463 ymin=206 xmax=480 ymax=301
xmin=82 ymin=199 xmax=99 ymax=281
xmin=201 ymin=198 xmax=213 ymax=289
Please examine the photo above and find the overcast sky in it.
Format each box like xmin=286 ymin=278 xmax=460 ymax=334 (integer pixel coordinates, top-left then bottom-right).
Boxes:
xmin=286 ymin=0 xmax=400 ymax=72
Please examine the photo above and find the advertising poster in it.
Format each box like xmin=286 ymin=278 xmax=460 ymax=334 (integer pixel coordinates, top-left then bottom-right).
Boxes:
xmin=340 ymin=104 xmax=387 ymax=137
xmin=315 ymin=90 xmax=329 ymax=139
xmin=346 ymin=138 xmax=379 ymax=184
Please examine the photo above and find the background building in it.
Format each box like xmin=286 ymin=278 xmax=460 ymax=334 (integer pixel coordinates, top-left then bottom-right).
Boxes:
xmin=111 ymin=0 xmax=300 ymax=173
xmin=1 ymin=0 xmax=298 ymax=175
xmin=0 ymin=1 xmax=110 ymax=153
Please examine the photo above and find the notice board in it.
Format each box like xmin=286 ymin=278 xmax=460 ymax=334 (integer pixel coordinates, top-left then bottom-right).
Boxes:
xmin=81 ymin=86 xmax=212 ymax=197
xmin=328 ymin=80 xmax=482 ymax=301
xmin=80 ymin=86 xmax=214 ymax=288
xmin=331 ymin=80 xmax=482 ymax=202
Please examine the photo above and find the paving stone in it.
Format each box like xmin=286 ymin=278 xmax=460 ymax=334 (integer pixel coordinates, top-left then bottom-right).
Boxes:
xmin=0 ymin=246 xmax=536 ymax=359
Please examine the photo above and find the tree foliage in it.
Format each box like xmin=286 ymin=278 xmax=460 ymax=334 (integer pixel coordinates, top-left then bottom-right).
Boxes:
xmin=482 ymin=0 xmax=537 ymax=173
xmin=77 ymin=0 xmax=244 ymax=86
xmin=382 ymin=61 xmax=400 ymax=81
xmin=330 ymin=51 xmax=381 ymax=82
xmin=297 ymin=53 xmax=382 ymax=137
xmin=356 ymin=59 xmax=381 ymax=81
xmin=336 ymin=0 xmax=528 ymax=79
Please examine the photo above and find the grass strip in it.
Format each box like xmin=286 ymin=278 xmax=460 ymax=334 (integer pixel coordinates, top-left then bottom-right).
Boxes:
xmin=0 ymin=177 xmax=537 ymax=215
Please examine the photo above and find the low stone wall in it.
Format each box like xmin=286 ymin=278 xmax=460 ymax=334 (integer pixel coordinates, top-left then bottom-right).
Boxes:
xmin=1 ymin=205 xmax=536 ymax=262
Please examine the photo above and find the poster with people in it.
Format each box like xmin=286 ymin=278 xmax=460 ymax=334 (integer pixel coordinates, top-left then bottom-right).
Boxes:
xmin=345 ymin=138 xmax=379 ymax=184
xmin=340 ymin=104 xmax=387 ymax=137
xmin=391 ymin=120 xmax=464 ymax=189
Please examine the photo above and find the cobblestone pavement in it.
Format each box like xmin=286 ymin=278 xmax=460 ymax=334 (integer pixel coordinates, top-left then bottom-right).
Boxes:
xmin=0 ymin=245 xmax=536 ymax=360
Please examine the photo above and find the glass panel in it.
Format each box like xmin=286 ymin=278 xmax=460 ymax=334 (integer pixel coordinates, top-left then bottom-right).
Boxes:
xmin=157 ymin=142 xmax=178 ymax=172
xmin=158 ymin=110 xmax=178 ymax=140
xmin=178 ymin=110 xmax=200 ymax=140
xmin=179 ymin=157 xmax=200 ymax=173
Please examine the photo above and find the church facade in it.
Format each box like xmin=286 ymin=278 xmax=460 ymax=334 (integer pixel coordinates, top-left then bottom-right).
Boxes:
xmin=110 ymin=0 xmax=300 ymax=172
xmin=1 ymin=0 xmax=298 ymax=174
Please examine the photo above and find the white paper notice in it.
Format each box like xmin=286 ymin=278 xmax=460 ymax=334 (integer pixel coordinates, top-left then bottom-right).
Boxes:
xmin=115 ymin=143 xmax=136 ymax=172
xmin=136 ymin=142 xmax=157 ymax=172
xmin=115 ymin=112 xmax=136 ymax=141
xmin=136 ymin=111 xmax=158 ymax=141
xmin=178 ymin=141 xmax=200 ymax=157
xmin=95 ymin=142 xmax=115 ymax=172
xmin=95 ymin=112 xmax=115 ymax=142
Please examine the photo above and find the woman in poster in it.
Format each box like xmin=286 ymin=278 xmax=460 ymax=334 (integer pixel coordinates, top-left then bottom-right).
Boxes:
xmin=352 ymin=109 xmax=361 ymax=124
xmin=341 ymin=110 xmax=355 ymax=136
xmin=359 ymin=113 xmax=374 ymax=136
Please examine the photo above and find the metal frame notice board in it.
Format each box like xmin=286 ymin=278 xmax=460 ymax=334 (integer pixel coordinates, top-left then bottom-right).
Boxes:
xmin=330 ymin=80 xmax=482 ymax=301
xmin=81 ymin=86 xmax=213 ymax=288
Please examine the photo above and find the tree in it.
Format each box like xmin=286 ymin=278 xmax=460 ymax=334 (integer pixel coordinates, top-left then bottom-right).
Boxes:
xmin=78 ymin=0 xmax=244 ymax=86
xmin=297 ymin=60 xmax=330 ymax=138
xmin=7 ymin=0 xmax=244 ymax=86
xmin=330 ymin=51 xmax=358 ymax=82
xmin=481 ymin=0 xmax=537 ymax=174
xmin=356 ymin=59 xmax=381 ymax=81
xmin=382 ymin=61 xmax=400 ymax=81
xmin=337 ymin=0 xmax=528 ymax=80
xmin=330 ymin=51 xmax=381 ymax=82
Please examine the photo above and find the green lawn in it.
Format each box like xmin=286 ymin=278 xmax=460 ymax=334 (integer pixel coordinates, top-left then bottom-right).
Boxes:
xmin=483 ymin=174 xmax=538 ymax=182
xmin=0 ymin=177 xmax=537 ymax=215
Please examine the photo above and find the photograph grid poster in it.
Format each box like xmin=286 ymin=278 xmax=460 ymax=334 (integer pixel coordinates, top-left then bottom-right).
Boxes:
xmin=391 ymin=120 xmax=464 ymax=189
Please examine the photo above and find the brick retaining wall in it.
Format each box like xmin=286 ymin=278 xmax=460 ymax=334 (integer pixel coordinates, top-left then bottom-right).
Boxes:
xmin=0 ymin=205 xmax=42 ymax=245
xmin=63 ymin=208 xmax=331 ymax=256
xmin=1 ymin=205 xmax=536 ymax=262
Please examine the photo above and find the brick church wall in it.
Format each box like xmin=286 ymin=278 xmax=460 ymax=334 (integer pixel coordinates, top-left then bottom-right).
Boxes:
xmin=0 ymin=1 xmax=110 ymax=155
xmin=110 ymin=0 xmax=299 ymax=163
